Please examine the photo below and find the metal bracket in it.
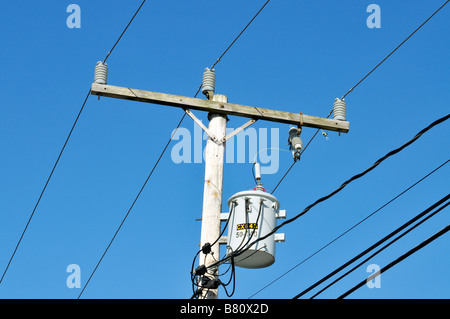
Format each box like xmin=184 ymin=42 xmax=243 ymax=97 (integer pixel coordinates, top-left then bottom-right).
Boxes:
xmin=275 ymin=209 xmax=287 ymax=219
xmin=221 ymin=119 xmax=257 ymax=144
xmin=218 ymin=236 xmax=228 ymax=245
xmin=185 ymin=109 xmax=257 ymax=145
xmin=274 ymin=233 xmax=285 ymax=243
xmin=184 ymin=109 xmax=217 ymax=142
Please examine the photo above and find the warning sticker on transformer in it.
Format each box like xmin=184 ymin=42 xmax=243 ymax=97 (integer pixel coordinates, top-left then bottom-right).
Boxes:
xmin=237 ymin=223 xmax=258 ymax=230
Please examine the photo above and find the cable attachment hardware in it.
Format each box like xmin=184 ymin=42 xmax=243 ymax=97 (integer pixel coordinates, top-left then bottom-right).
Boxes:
xmin=193 ymin=265 xmax=207 ymax=276
xmin=299 ymin=112 xmax=304 ymax=127
xmin=201 ymin=276 xmax=221 ymax=290
xmin=201 ymin=242 xmax=212 ymax=255
xmin=288 ymin=126 xmax=303 ymax=162
xmin=202 ymin=68 xmax=216 ymax=100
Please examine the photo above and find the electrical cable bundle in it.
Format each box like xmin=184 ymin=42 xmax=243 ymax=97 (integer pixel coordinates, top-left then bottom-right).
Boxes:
xmin=293 ymin=193 xmax=450 ymax=298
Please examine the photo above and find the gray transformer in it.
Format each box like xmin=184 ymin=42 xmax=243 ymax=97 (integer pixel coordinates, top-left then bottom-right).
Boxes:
xmin=226 ymin=188 xmax=286 ymax=269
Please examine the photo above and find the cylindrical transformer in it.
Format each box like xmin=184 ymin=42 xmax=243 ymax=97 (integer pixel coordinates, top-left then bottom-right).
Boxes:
xmin=333 ymin=98 xmax=346 ymax=121
xmin=202 ymin=68 xmax=216 ymax=96
xmin=226 ymin=189 xmax=283 ymax=269
xmin=94 ymin=61 xmax=108 ymax=84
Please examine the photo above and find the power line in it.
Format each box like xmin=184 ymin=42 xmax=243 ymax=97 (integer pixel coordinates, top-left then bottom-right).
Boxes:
xmin=0 ymin=90 xmax=90 ymax=285
xmin=103 ymin=0 xmax=146 ymax=64
xmin=293 ymin=193 xmax=450 ymax=299
xmin=192 ymin=0 xmax=272 ymax=99
xmin=341 ymin=0 xmax=450 ymax=100
xmin=208 ymin=112 xmax=450 ymax=270
xmin=249 ymin=158 xmax=449 ymax=298
xmin=78 ymin=113 xmax=186 ymax=299
xmin=309 ymin=195 xmax=450 ymax=299
xmin=0 ymin=0 xmax=148 ymax=288
xmin=210 ymin=0 xmax=271 ymax=70
xmin=338 ymin=224 xmax=450 ymax=299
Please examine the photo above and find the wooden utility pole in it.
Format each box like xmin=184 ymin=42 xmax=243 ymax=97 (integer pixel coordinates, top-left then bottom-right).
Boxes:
xmin=90 ymin=82 xmax=350 ymax=299
xmin=198 ymin=95 xmax=228 ymax=299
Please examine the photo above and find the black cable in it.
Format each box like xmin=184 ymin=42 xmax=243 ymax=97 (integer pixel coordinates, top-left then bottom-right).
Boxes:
xmin=0 ymin=89 xmax=90 ymax=285
xmin=209 ymin=112 xmax=450 ymax=270
xmin=341 ymin=0 xmax=450 ymax=99
xmin=210 ymin=0 xmax=271 ymax=69
xmin=213 ymin=202 xmax=235 ymax=248
xmin=221 ymin=257 xmax=236 ymax=298
xmin=191 ymin=0 xmax=272 ymax=101
xmin=78 ymin=112 xmax=186 ymax=299
xmin=338 ymin=224 xmax=450 ymax=299
xmin=103 ymin=0 xmax=147 ymax=64
xmin=221 ymin=258 xmax=235 ymax=288
xmin=310 ymin=197 xmax=450 ymax=299
xmin=293 ymin=193 xmax=450 ymax=299
xmin=217 ymin=262 xmax=234 ymax=277
xmin=271 ymin=161 xmax=295 ymax=194
xmin=234 ymin=200 xmax=251 ymax=253
xmin=248 ymin=158 xmax=449 ymax=298
xmin=190 ymin=250 xmax=203 ymax=295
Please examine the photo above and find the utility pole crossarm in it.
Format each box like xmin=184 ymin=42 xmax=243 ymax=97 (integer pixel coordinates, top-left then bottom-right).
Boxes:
xmin=91 ymin=83 xmax=349 ymax=133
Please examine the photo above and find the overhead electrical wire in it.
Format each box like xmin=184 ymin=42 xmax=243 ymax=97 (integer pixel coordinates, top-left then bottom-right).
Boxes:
xmin=293 ymin=193 xmax=450 ymax=299
xmin=207 ymin=112 xmax=450 ymax=271
xmin=210 ymin=0 xmax=271 ymax=70
xmin=271 ymin=0 xmax=450 ymax=194
xmin=341 ymin=0 xmax=450 ymax=100
xmin=309 ymin=196 xmax=450 ymax=299
xmin=78 ymin=114 xmax=186 ymax=299
xmin=192 ymin=0 xmax=272 ymax=98
xmin=0 ymin=90 xmax=90 ymax=286
xmin=338 ymin=224 xmax=450 ymax=299
xmin=103 ymin=0 xmax=147 ymax=64
xmin=0 ymin=0 xmax=148 ymax=286
xmin=248 ymin=158 xmax=449 ymax=298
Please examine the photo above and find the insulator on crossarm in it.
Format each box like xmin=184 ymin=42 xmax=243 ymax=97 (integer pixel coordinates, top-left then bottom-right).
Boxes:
xmin=288 ymin=127 xmax=303 ymax=162
xmin=202 ymin=68 xmax=216 ymax=98
xmin=333 ymin=98 xmax=346 ymax=121
xmin=94 ymin=61 xmax=108 ymax=84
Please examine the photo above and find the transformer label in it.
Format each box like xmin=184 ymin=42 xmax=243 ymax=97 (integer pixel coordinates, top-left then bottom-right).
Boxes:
xmin=237 ymin=223 xmax=258 ymax=230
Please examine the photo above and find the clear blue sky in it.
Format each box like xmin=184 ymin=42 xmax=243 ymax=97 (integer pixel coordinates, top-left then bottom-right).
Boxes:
xmin=0 ymin=0 xmax=449 ymax=299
